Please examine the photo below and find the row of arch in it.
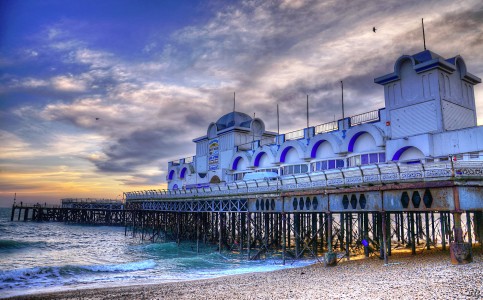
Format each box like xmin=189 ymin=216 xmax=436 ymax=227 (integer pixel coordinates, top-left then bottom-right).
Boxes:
xmin=168 ymin=166 xmax=190 ymax=181
xmin=168 ymin=124 xmax=427 ymax=181
xmin=232 ymin=124 xmax=425 ymax=171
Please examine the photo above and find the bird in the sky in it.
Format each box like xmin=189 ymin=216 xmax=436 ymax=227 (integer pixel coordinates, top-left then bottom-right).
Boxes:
xmin=373 ymin=27 xmax=377 ymax=33
xmin=95 ymin=117 xmax=100 ymax=120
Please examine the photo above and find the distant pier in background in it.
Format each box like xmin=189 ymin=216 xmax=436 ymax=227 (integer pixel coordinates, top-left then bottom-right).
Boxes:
xmin=11 ymin=199 xmax=125 ymax=225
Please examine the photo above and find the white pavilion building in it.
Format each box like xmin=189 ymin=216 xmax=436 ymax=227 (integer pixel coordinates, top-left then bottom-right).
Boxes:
xmin=167 ymin=49 xmax=482 ymax=191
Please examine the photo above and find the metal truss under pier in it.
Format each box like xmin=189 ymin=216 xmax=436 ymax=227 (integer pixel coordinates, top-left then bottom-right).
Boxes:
xmin=10 ymin=162 xmax=483 ymax=265
xmin=124 ymin=162 xmax=483 ymax=265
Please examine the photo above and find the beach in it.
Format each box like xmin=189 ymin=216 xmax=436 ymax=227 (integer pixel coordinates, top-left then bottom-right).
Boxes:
xmin=8 ymin=249 xmax=482 ymax=300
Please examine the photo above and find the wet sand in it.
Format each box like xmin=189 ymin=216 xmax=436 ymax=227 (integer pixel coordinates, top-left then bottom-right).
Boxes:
xmin=8 ymin=248 xmax=483 ymax=300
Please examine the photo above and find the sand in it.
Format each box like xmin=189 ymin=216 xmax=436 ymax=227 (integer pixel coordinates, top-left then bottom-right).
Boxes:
xmin=7 ymin=249 xmax=483 ymax=300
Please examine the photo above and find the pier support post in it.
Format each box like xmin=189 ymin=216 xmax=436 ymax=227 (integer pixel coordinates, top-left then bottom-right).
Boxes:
xmin=312 ymin=213 xmax=317 ymax=256
xmin=196 ymin=213 xmax=200 ymax=254
xmin=381 ymin=212 xmax=388 ymax=265
xmin=400 ymin=212 xmax=405 ymax=244
xmin=294 ymin=213 xmax=300 ymax=258
xmin=320 ymin=213 xmax=325 ymax=253
xmin=441 ymin=212 xmax=446 ymax=250
xmin=340 ymin=213 xmax=345 ymax=252
xmin=11 ymin=205 xmax=15 ymax=221
xmin=425 ymin=212 xmax=431 ymax=250
xmin=466 ymin=212 xmax=473 ymax=258
xmin=239 ymin=213 xmax=244 ymax=255
xmin=475 ymin=212 xmax=483 ymax=249
xmin=386 ymin=213 xmax=391 ymax=256
xmin=23 ymin=208 xmax=29 ymax=221
xmin=450 ymin=212 xmax=472 ymax=264
xmin=282 ymin=213 xmax=286 ymax=265
xmin=247 ymin=212 xmax=251 ymax=260
xmin=410 ymin=212 xmax=416 ymax=255
xmin=287 ymin=214 xmax=291 ymax=249
xmin=345 ymin=213 xmax=350 ymax=260
xmin=218 ymin=212 xmax=224 ymax=253
xmin=324 ymin=213 xmax=337 ymax=266
xmin=450 ymin=187 xmax=472 ymax=264
xmin=363 ymin=212 xmax=369 ymax=257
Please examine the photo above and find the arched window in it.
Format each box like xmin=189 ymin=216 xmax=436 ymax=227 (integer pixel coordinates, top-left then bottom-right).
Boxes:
xmin=347 ymin=132 xmax=385 ymax=167
xmin=180 ymin=167 xmax=187 ymax=179
xmin=392 ymin=146 xmax=425 ymax=164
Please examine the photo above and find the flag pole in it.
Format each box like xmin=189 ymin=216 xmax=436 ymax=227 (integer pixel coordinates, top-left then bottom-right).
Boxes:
xmin=306 ymin=94 xmax=309 ymax=128
xmin=422 ymin=18 xmax=426 ymax=51
xmin=341 ymin=81 xmax=345 ymax=120
xmin=277 ymin=103 xmax=280 ymax=136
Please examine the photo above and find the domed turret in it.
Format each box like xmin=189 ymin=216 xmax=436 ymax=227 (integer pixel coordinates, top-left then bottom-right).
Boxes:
xmin=215 ymin=111 xmax=253 ymax=130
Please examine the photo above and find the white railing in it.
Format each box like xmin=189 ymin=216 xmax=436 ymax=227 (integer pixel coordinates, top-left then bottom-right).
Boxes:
xmin=125 ymin=161 xmax=483 ymax=201
xmin=314 ymin=121 xmax=338 ymax=134
xmin=285 ymin=129 xmax=304 ymax=141
xmin=61 ymin=198 xmax=122 ymax=204
xmin=170 ymin=156 xmax=194 ymax=165
xmin=350 ymin=110 xmax=379 ymax=126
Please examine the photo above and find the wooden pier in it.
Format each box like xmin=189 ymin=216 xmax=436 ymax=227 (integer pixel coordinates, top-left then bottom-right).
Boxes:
xmin=8 ymin=162 xmax=483 ymax=265
xmin=10 ymin=182 xmax=483 ymax=266
xmin=11 ymin=199 xmax=126 ymax=225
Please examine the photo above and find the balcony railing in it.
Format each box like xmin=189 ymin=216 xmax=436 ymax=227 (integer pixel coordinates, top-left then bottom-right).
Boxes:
xmin=170 ymin=156 xmax=194 ymax=165
xmin=314 ymin=121 xmax=338 ymax=134
xmin=285 ymin=129 xmax=305 ymax=141
xmin=350 ymin=109 xmax=380 ymax=126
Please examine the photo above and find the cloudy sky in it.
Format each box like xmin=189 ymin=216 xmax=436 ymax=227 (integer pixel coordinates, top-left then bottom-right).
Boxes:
xmin=1 ymin=0 xmax=482 ymax=206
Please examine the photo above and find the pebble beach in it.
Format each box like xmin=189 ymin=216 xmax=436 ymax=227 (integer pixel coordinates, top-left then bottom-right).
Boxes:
xmin=7 ymin=248 xmax=482 ymax=300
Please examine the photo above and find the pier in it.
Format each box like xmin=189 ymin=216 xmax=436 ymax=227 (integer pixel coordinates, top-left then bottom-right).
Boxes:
xmin=123 ymin=160 xmax=483 ymax=265
xmin=10 ymin=161 xmax=483 ymax=265
xmin=11 ymin=199 xmax=126 ymax=225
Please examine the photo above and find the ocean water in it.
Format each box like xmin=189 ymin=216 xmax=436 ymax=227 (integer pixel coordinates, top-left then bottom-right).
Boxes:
xmin=0 ymin=208 xmax=313 ymax=298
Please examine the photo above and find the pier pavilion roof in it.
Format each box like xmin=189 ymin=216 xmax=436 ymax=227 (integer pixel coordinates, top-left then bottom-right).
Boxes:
xmin=375 ymin=49 xmax=481 ymax=85
xmin=215 ymin=111 xmax=253 ymax=130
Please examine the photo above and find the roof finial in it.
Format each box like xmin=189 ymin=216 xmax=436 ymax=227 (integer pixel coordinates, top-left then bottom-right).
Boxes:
xmin=233 ymin=92 xmax=236 ymax=113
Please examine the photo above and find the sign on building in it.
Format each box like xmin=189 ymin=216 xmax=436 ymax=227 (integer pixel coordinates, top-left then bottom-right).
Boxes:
xmin=208 ymin=139 xmax=219 ymax=170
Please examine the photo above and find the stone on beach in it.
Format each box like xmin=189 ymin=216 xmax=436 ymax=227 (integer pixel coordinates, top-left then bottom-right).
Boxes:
xmin=8 ymin=249 xmax=482 ymax=300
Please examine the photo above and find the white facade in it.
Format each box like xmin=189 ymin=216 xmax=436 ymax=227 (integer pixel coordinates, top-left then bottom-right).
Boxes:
xmin=167 ymin=50 xmax=481 ymax=190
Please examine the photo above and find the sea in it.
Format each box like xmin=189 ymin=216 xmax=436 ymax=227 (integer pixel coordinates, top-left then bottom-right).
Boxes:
xmin=0 ymin=207 xmax=314 ymax=298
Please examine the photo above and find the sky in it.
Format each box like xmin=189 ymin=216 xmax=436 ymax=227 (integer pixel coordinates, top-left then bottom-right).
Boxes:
xmin=1 ymin=0 xmax=482 ymax=207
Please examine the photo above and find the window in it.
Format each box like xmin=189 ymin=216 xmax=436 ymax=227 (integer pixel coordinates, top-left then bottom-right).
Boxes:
xmin=312 ymin=159 xmax=344 ymax=171
xmin=336 ymin=160 xmax=344 ymax=168
xmin=469 ymin=152 xmax=480 ymax=159
xmin=347 ymin=152 xmax=385 ymax=167
xmin=256 ymin=168 xmax=279 ymax=174
xmin=234 ymin=173 xmax=246 ymax=181
xmin=283 ymin=164 xmax=309 ymax=175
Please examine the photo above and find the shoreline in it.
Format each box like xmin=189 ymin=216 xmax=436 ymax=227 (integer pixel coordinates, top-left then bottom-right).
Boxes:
xmin=6 ymin=248 xmax=482 ymax=300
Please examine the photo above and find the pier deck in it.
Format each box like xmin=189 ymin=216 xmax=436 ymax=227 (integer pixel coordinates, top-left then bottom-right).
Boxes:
xmin=10 ymin=161 xmax=483 ymax=265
